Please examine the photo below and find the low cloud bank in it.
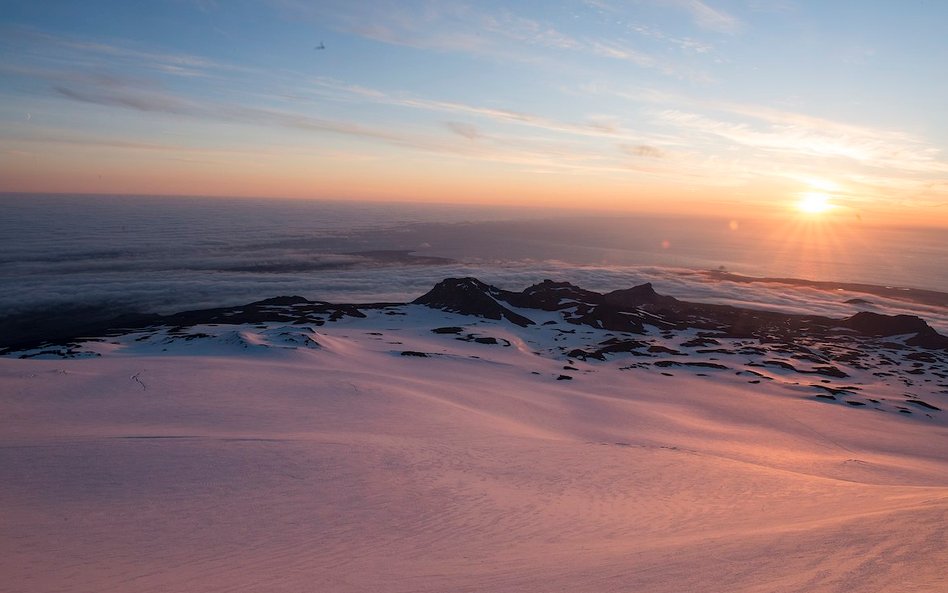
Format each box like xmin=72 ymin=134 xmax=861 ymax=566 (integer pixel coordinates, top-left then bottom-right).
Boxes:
xmin=2 ymin=195 xmax=946 ymax=336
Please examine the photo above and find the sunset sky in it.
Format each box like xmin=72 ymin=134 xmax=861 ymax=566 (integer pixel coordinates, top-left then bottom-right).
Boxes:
xmin=2 ymin=1 xmax=947 ymax=224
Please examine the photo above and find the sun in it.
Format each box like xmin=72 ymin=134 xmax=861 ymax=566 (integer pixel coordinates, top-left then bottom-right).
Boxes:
xmin=797 ymin=192 xmax=833 ymax=214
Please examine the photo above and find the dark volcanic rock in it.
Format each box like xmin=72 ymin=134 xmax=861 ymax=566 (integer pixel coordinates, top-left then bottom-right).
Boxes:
xmin=906 ymin=399 xmax=941 ymax=411
xmin=843 ymin=312 xmax=931 ymax=336
xmin=567 ymin=348 xmax=605 ymax=361
xmin=511 ymin=279 xmax=602 ymax=310
xmin=603 ymin=283 xmax=678 ymax=308
xmin=7 ymin=277 xmax=948 ymax=372
xmin=906 ymin=329 xmax=948 ymax=350
xmin=567 ymin=338 xmax=651 ymax=361
xmin=811 ymin=384 xmax=858 ymax=396
xmin=648 ymin=345 xmax=684 ymax=355
xmin=812 ymin=365 xmax=849 ymax=378
xmin=654 ymin=361 xmax=728 ymax=370
xmin=0 ymin=295 xmax=375 ymax=353
xmin=499 ymin=280 xmax=651 ymax=333
xmin=681 ymin=337 xmax=721 ymax=348
xmin=565 ymin=306 xmax=647 ymax=333
xmin=906 ymin=352 xmax=938 ymax=363
xmin=413 ymin=277 xmax=534 ymax=327
xmin=255 ymin=296 xmax=311 ymax=306
xmin=840 ymin=312 xmax=948 ymax=349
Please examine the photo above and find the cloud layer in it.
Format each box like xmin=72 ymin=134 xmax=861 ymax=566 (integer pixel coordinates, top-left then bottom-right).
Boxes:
xmin=2 ymin=196 xmax=945 ymax=334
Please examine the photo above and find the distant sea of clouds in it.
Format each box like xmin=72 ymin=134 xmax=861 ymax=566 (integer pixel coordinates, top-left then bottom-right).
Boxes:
xmin=2 ymin=193 xmax=946 ymax=333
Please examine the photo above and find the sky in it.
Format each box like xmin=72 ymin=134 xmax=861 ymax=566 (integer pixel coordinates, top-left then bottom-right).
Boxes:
xmin=2 ymin=0 xmax=948 ymax=225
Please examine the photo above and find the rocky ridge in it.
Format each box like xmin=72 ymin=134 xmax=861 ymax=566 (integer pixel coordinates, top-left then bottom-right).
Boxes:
xmin=5 ymin=277 xmax=947 ymax=418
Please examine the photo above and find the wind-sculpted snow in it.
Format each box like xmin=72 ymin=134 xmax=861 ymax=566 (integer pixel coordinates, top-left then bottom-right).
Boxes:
xmin=2 ymin=278 xmax=948 ymax=593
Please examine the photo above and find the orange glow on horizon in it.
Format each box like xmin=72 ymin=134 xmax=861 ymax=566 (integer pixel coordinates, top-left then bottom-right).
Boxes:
xmin=3 ymin=149 xmax=947 ymax=228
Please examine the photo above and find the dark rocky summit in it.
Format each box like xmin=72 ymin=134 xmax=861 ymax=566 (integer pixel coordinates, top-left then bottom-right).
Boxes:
xmin=3 ymin=277 xmax=947 ymax=357
xmin=411 ymin=277 xmax=534 ymax=327
xmin=0 ymin=296 xmax=378 ymax=353
xmin=842 ymin=312 xmax=932 ymax=336
xmin=411 ymin=277 xmax=947 ymax=350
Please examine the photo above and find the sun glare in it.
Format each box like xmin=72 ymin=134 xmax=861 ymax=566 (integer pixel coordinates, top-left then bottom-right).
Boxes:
xmin=797 ymin=192 xmax=833 ymax=214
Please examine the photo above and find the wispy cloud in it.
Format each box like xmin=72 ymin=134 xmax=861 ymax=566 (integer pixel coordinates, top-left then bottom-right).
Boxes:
xmin=656 ymin=107 xmax=947 ymax=174
xmin=481 ymin=10 xmax=582 ymax=50
xmin=305 ymin=77 xmax=635 ymax=140
xmin=7 ymin=27 xmax=249 ymax=79
xmin=594 ymin=0 xmax=741 ymax=34
xmin=664 ymin=0 xmax=743 ymax=34
xmin=272 ymin=0 xmax=703 ymax=79
xmin=44 ymin=78 xmax=642 ymax=176
xmin=4 ymin=29 xmax=649 ymax=178
xmin=444 ymin=121 xmax=481 ymax=141
xmin=622 ymin=144 xmax=667 ymax=158
xmin=629 ymin=23 xmax=714 ymax=53
xmin=54 ymin=85 xmax=194 ymax=114
xmin=580 ymin=80 xmax=948 ymax=183
xmin=52 ymin=83 xmax=433 ymax=148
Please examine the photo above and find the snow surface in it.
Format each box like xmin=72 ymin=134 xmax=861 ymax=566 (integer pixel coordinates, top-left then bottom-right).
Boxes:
xmin=2 ymin=306 xmax=947 ymax=592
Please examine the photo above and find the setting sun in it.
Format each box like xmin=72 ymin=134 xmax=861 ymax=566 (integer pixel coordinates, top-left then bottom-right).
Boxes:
xmin=797 ymin=192 xmax=833 ymax=214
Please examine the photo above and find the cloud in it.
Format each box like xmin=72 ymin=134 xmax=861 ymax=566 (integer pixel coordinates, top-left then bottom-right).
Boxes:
xmin=7 ymin=24 xmax=669 ymax=176
xmin=272 ymin=0 xmax=698 ymax=79
xmin=304 ymin=77 xmax=633 ymax=141
xmin=622 ymin=144 xmax=667 ymax=158
xmin=51 ymin=83 xmax=451 ymax=153
xmin=655 ymin=107 xmax=948 ymax=174
xmin=481 ymin=11 xmax=582 ymax=50
xmin=44 ymin=77 xmax=650 ymax=176
xmin=445 ymin=122 xmax=481 ymax=141
xmin=576 ymin=81 xmax=948 ymax=200
xmin=665 ymin=0 xmax=743 ymax=34
xmin=3 ymin=201 xmax=945 ymax=339
xmin=8 ymin=28 xmax=249 ymax=79
xmin=4 ymin=129 xmax=312 ymax=159
xmin=54 ymin=85 xmax=195 ymax=114
xmin=629 ymin=23 xmax=714 ymax=54
xmin=587 ymin=40 xmax=659 ymax=67
xmin=576 ymin=0 xmax=726 ymax=51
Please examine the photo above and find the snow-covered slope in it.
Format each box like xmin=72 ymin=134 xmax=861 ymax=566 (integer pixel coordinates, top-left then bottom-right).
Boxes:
xmin=1 ymin=278 xmax=947 ymax=592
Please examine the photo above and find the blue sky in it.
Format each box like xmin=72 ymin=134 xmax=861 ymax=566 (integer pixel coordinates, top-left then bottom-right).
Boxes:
xmin=2 ymin=0 xmax=947 ymax=224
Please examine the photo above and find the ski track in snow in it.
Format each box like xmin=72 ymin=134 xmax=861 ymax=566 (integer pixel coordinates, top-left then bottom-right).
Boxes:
xmin=130 ymin=371 xmax=146 ymax=391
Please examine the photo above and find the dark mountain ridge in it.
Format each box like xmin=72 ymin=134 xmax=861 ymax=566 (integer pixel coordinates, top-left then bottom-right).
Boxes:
xmin=413 ymin=278 xmax=948 ymax=349
xmin=2 ymin=277 xmax=947 ymax=354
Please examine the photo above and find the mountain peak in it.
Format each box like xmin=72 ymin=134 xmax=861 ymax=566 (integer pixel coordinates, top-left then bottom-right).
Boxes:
xmin=252 ymin=296 xmax=312 ymax=306
xmin=603 ymin=283 xmax=677 ymax=308
xmin=843 ymin=311 xmax=931 ymax=336
xmin=412 ymin=277 xmax=535 ymax=327
xmin=514 ymin=279 xmax=603 ymax=310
